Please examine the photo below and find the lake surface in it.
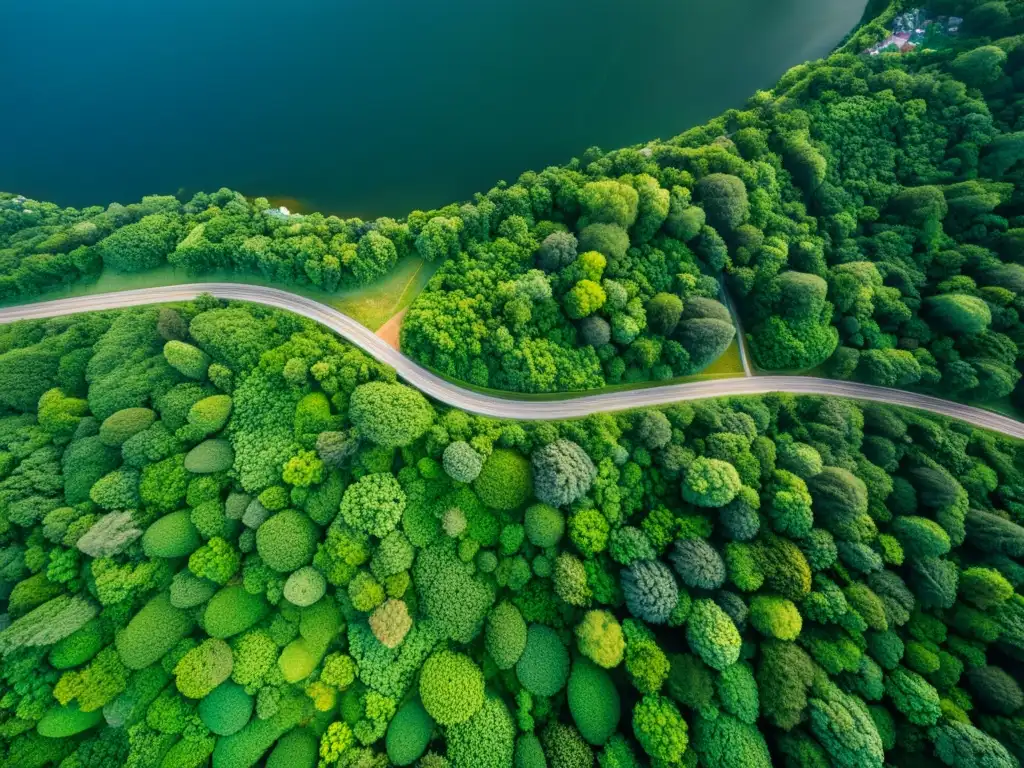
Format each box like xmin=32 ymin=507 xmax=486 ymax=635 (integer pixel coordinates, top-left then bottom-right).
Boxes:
xmin=0 ymin=0 xmax=865 ymax=218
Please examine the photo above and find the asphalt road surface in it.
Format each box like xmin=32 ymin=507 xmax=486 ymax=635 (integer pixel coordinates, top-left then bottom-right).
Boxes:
xmin=3 ymin=283 xmax=1023 ymax=438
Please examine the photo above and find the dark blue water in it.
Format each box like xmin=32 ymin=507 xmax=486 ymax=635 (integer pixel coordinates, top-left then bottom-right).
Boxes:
xmin=0 ymin=0 xmax=864 ymax=217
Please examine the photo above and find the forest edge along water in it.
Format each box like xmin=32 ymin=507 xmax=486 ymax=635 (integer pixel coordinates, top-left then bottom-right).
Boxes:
xmin=0 ymin=0 xmax=866 ymax=217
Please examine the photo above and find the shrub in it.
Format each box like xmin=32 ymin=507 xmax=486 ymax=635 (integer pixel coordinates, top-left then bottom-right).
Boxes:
xmin=170 ymin=570 xmax=218 ymax=609
xmin=532 ymin=439 xmax=597 ymax=507
xmin=966 ymin=665 xmax=1024 ymax=715
xmin=554 ymin=551 xmax=592 ymax=607
xmin=632 ymin=695 xmax=688 ymax=764
xmin=682 ymin=457 xmax=741 ymax=507
xmin=98 ymin=213 xmax=177 ymax=272
xmin=419 ymin=650 xmax=484 ymax=726
xmin=777 ymin=441 xmax=823 ymax=478
xmin=204 ymin=585 xmax=269 ymax=639
xmin=565 ymin=279 xmax=607 ymax=319
xmin=720 ymin=489 xmax=761 ymax=541
xmin=212 ymin=693 xmax=307 ymax=768
xmin=230 ymin=630 xmax=278 ymax=688
xmin=693 ymin=711 xmax=771 ymax=768
xmin=281 ymin=450 xmax=324 ymax=488
xmin=885 ymin=666 xmax=941 ymax=726
xmin=474 ymin=449 xmax=533 ymax=510
xmin=259 ymin=488 xmax=293 ymax=515
xmin=845 ymin=583 xmax=887 ymax=631
xmin=696 ymin=173 xmax=748 ymax=232
xmin=686 ymin=599 xmax=741 ymax=670
xmin=609 ymin=526 xmax=656 ymax=565
xmin=927 ymin=293 xmax=992 ymax=333
xmin=294 ymin=391 xmax=336 ymax=442
xmin=517 ymin=624 xmax=570 ymax=696
xmin=725 ymin=541 xmax=764 ymax=592
xmin=256 ymin=510 xmax=318 ymax=572
xmin=568 ymin=658 xmax=621 ymax=746
xmin=0 ymin=594 xmax=96 ymax=652
xmin=277 ymin=639 xmax=319 ymax=684
xmin=446 ymin=694 xmax=516 ymax=768
xmin=515 ymin=734 xmax=547 ymax=768
xmin=524 ymin=503 xmax=565 ymax=547
xmin=959 ymin=566 xmax=1014 ymax=609
xmin=892 ymin=516 xmax=951 ymax=560
xmin=486 ymin=601 xmax=528 ymax=670
xmin=49 ymin=619 xmax=103 ymax=669
xmin=647 ymin=292 xmax=684 ymax=335
xmin=443 ymin=441 xmax=483 ymax=483
xmin=749 ymin=596 xmax=803 ymax=640
xmin=349 ymin=382 xmax=434 ymax=447
xmin=99 ymin=407 xmax=156 ymax=446
xmin=622 ymin=559 xmax=678 ymax=625
xmin=575 ymin=609 xmax=625 ymax=669
xmin=371 ymin=530 xmax=415 ymax=580
xmin=115 ymin=593 xmax=194 ymax=670
xmin=175 ymin=638 xmax=233 ymax=698
xmin=369 ymin=599 xmax=412 ymax=648
xmin=536 ymin=231 xmax=578 ymax=271
xmin=670 ymin=538 xmax=726 ymax=589
xmin=339 ymin=473 xmax=406 ymax=538
xmin=143 ymin=510 xmax=202 ymax=558
xmin=579 ymin=315 xmax=611 ymax=346
xmin=283 ymin=566 xmax=327 ymax=607
xmin=414 ymin=539 xmax=494 ymax=643
xmin=664 ymin=192 xmax=707 ymax=241
xmin=36 ymin=703 xmax=104 ymax=738
xmin=89 ymin=467 xmax=141 ymax=510
xmin=62 ymin=435 xmax=121 ymax=505
xmin=677 ymin=318 xmax=736 ymax=372
xmin=580 ymin=180 xmax=639 ymax=228
xmin=665 ymin=653 xmax=714 ymax=711
xmin=717 ymin=662 xmax=760 ymax=724
xmin=139 ymin=453 xmax=189 ymax=512
xmin=189 ymin=536 xmax=241 ymax=584
xmin=579 ymin=223 xmax=629 ymax=261
xmin=266 ymin=728 xmax=318 ymax=768
xmin=187 ymin=394 xmax=233 ymax=436
xmin=386 ymin=699 xmax=434 ymax=766
xmin=164 ymin=340 xmax=211 ymax=380
xmin=541 ymin=722 xmax=594 ymax=767
xmin=76 ymin=510 xmax=142 ymax=558
xmin=184 ymin=438 xmax=235 ymax=474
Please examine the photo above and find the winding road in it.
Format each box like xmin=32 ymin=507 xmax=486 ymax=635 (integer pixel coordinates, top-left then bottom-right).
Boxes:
xmin=3 ymin=283 xmax=1024 ymax=438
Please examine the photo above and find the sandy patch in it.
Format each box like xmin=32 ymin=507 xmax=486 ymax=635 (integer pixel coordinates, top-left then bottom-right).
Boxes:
xmin=375 ymin=308 xmax=407 ymax=350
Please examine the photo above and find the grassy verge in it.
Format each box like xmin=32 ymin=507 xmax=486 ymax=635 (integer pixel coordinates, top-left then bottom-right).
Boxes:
xmin=701 ymin=339 xmax=746 ymax=377
xmin=3 ymin=255 xmax=439 ymax=332
xmin=333 ymin=256 xmax=438 ymax=330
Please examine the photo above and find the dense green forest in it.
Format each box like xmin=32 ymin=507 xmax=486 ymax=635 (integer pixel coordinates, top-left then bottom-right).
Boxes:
xmin=399 ymin=0 xmax=1024 ymax=397
xmin=0 ymin=190 xmax=418 ymax=296
xmin=0 ymin=297 xmax=1023 ymax=767
xmin=10 ymin=0 xmax=1024 ymax=397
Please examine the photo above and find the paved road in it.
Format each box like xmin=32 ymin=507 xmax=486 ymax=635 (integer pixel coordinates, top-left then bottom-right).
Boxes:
xmin=3 ymin=283 xmax=1024 ymax=438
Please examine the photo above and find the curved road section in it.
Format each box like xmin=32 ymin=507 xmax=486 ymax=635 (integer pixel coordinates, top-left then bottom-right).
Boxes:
xmin=2 ymin=283 xmax=1023 ymax=439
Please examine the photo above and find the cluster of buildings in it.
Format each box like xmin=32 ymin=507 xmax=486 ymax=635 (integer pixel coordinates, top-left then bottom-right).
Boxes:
xmin=863 ymin=8 xmax=962 ymax=55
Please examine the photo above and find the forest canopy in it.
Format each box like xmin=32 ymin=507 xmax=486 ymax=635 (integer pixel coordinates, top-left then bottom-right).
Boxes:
xmin=0 ymin=295 xmax=1021 ymax=768
xmin=5 ymin=5 xmax=1024 ymax=762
